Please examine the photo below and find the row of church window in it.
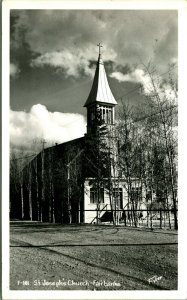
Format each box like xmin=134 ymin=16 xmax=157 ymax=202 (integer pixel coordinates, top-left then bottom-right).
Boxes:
xmin=90 ymin=187 xmax=143 ymax=208
xmin=100 ymin=106 xmax=113 ymax=124
xmin=89 ymin=106 xmax=113 ymax=125
xmin=90 ymin=187 xmax=123 ymax=209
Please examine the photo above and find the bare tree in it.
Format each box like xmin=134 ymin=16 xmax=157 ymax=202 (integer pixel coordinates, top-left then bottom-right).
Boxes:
xmin=140 ymin=63 xmax=178 ymax=229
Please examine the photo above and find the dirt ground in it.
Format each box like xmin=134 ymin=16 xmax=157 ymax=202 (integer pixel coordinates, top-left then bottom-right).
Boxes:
xmin=10 ymin=221 xmax=178 ymax=290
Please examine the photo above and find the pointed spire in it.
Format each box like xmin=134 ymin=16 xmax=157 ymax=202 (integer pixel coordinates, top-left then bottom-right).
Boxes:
xmin=84 ymin=46 xmax=117 ymax=107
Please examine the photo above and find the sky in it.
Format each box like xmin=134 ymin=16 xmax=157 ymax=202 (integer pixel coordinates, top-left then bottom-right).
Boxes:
xmin=10 ymin=9 xmax=178 ymax=152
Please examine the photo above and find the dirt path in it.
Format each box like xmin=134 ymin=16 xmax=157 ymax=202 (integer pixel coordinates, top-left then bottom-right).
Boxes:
xmin=10 ymin=222 xmax=178 ymax=290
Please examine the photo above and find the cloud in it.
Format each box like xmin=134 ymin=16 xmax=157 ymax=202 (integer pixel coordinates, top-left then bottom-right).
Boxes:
xmin=10 ymin=63 xmax=20 ymax=77
xmin=31 ymin=47 xmax=116 ymax=78
xmin=160 ymin=82 xmax=178 ymax=103
xmin=10 ymin=104 xmax=86 ymax=151
xmin=110 ymin=69 xmax=153 ymax=94
xmin=11 ymin=10 xmax=178 ymax=76
xmin=153 ymin=20 xmax=178 ymax=70
xmin=110 ymin=68 xmax=177 ymax=102
xmin=31 ymin=50 xmax=94 ymax=78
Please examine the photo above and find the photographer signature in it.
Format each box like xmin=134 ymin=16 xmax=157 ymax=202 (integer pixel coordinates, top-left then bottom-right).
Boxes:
xmin=147 ymin=275 xmax=162 ymax=284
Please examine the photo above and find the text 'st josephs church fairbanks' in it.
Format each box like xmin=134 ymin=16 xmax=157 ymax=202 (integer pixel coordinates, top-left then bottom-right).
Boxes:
xmin=10 ymin=46 xmax=146 ymax=225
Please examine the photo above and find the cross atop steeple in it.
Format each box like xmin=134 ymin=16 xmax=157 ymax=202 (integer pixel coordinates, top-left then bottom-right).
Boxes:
xmin=97 ymin=42 xmax=103 ymax=56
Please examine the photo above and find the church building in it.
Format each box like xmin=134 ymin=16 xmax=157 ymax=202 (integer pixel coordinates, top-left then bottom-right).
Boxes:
xmin=10 ymin=47 xmax=145 ymax=225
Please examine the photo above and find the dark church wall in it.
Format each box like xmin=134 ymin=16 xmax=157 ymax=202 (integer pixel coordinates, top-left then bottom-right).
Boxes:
xmin=10 ymin=184 xmax=22 ymax=220
xmin=10 ymin=133 xmax=110 ymax=223
xmin=10 ymin=137 xmax=85 ymax=223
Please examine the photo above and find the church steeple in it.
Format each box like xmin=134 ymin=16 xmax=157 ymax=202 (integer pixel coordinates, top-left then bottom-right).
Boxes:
xmin=84 ymin=45 xmax=117 ymax=134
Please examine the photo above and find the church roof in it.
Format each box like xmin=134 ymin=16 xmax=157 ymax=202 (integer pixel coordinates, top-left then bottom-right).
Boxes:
xmin=84 ymin=54 xmax=117 ymax=107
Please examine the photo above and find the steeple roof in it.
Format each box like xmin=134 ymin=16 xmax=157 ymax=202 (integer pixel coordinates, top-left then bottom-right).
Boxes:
xmin=84 ymin=54 xmax=117 ymax=107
